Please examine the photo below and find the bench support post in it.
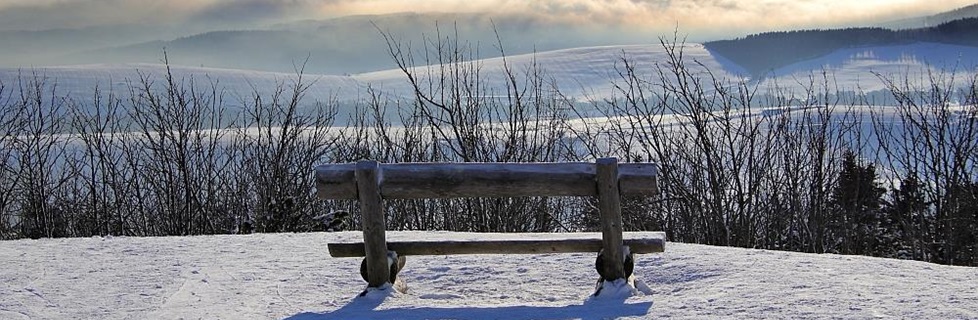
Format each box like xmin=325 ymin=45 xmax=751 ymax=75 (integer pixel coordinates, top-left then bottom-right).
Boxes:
xmin=596 ymin=157 xmax=625 ymax=282
xmin=357 ymin=160 xmax=390 ymax=289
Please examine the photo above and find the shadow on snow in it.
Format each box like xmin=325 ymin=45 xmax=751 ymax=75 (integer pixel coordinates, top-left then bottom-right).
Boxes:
xmin=286 ymin=294 xmax=654 ymax=320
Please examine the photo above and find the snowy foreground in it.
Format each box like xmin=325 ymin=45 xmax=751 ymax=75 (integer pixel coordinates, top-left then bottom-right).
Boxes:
xmin=1 ymin=232 xmax=976 ymax=319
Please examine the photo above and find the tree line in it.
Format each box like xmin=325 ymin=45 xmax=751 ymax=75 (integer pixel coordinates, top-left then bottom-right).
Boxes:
xmin=1 ymin=35 xmax=976 ymax=266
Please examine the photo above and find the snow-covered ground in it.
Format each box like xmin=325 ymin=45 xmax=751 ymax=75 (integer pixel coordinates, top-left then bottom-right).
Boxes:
xmin=1 ymin=231 xmax=975 ymax=319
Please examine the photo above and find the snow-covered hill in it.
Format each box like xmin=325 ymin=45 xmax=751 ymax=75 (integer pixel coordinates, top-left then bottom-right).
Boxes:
xmin=0 ymin=63 xmax=368 ymax=105
xmin=765 ymin=42 xmax=978 ymax=92
xmin=1 ymin=232 xmax=975 ymax=319
xmin=0 ymin=44 xmax=738 ymax=105
xmin=3 ymin=42 xmax=977 ymax=109
xmin=353 ymin=43 xmax=742 ymax=100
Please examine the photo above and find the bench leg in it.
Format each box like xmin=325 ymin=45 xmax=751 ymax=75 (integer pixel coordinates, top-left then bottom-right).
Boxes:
xmin=593 ymin=248 xmax=636 ymax=297
xmin=595 ymin=249 xmax=634 ymax=281
xmin=359 ymin=251 xmax=408 ymax=296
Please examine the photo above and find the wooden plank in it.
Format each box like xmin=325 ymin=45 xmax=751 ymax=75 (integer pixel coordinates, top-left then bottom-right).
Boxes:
xmin=315 ymin=162 xmax=657 ymax=200
xmin=596 ymin=157 xmax=625 ymax=281
xmin=356 ymin=160 xmax=389 ymax=288
xmin=327 ymin=233 xmax=666 ymax=257
xmin=315 ymin=163 xmax=356 ymax=200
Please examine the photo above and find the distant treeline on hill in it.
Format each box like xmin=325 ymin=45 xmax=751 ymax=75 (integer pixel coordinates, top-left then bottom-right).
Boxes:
xmin=704 ymin=17 xmax=978 ymax=76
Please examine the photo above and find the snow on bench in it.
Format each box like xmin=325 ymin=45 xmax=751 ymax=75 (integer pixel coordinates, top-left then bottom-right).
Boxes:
xmin=314 ymin=158 xmax=662 ymax=297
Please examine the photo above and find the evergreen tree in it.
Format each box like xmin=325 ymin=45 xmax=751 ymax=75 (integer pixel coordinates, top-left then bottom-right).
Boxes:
xmin=828 ymin=151 xmax=885 ymax=255
xmin=943 ymin=180 xmax=978 ymax=265
xmin=881 ymin=174 xmax=928 ymax=260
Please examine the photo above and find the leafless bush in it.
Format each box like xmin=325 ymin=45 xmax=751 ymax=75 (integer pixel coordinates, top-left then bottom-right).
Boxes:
xmin=0 ymin=78 xmax=20 ymax=238
xmin=65 ymin=85 xmax=135 ymax=236
xmin=578 ymin=36 xmax=887 ymax=256
xmin=873 ymin=70 xmax=978 ymax=265
xmin=230 ymin=64 xmax=341 ymax=233
xmin=123 ymin=61 xmax=234 ymax=236
xmin=5 ymin=71 xmax=75 ymax=238
xmin=358 ymin=25 xmax=582 ymax=232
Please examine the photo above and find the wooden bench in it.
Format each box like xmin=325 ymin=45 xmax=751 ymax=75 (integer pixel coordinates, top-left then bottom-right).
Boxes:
xmin=315 ymin=158 xmax=664 ymax=296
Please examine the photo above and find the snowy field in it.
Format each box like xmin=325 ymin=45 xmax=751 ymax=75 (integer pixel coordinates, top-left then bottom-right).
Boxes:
xmin=3 ymin=41 xmax=976 ymax=109
xmin=1 ymin=231 xmax=976 ymax=319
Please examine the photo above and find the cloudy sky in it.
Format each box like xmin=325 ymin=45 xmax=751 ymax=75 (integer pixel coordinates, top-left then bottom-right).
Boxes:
xmin=0 ymin=0 xmax=973 ymax=35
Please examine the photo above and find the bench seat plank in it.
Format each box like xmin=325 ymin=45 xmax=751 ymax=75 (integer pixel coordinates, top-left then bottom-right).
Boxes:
xmin=328 ymin=231 xmax=665 ymax=257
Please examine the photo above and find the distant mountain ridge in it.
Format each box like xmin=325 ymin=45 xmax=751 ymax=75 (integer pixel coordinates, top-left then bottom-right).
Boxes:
xmin=704 ymin=17 xmax=978 ymax=77
xmin=1 ymin=12 xmax=651 ymax=75
xmin=4 ymin=4 xmax=978 ymax=75
xmin=881 ymin=3 xmax=978 ymax=29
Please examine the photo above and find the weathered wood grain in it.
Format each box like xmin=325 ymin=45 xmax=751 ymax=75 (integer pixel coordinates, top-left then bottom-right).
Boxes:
xmin=315 ymin=162 xmax=658 ymax=200
xmin=356 ymin=160 xmax=389 ymax=288
xmin=596 ymin=157 xmax=625 ymax=281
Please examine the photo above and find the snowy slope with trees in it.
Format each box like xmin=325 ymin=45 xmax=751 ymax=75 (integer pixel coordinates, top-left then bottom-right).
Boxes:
xmin=4 ymin=41 xmax=976 ymax=108
xmin=0 ymin=44 xmax=738 ymax=105
xmin=1 ymin=232 xmax=976 ymax=319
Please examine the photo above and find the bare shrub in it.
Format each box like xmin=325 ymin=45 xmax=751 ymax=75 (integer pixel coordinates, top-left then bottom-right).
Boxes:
xmin=361 ymin=25 xmax=582 ymax=232
xmin=873 ymin=70 xmax=978 ymax=265
xmin=231 ymin=64 xmax=341 ymax=233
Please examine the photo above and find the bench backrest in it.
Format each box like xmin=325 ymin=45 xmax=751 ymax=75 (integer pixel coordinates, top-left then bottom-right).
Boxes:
xmin=316 ymin=161 xmax=658 ymax=199
xmin=314 ymin=158 xmax=658 ymax=288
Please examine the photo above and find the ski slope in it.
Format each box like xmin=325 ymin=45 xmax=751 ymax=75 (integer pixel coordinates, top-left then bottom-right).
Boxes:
xmin=0 ymin=231 xmax=975 ymax=319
